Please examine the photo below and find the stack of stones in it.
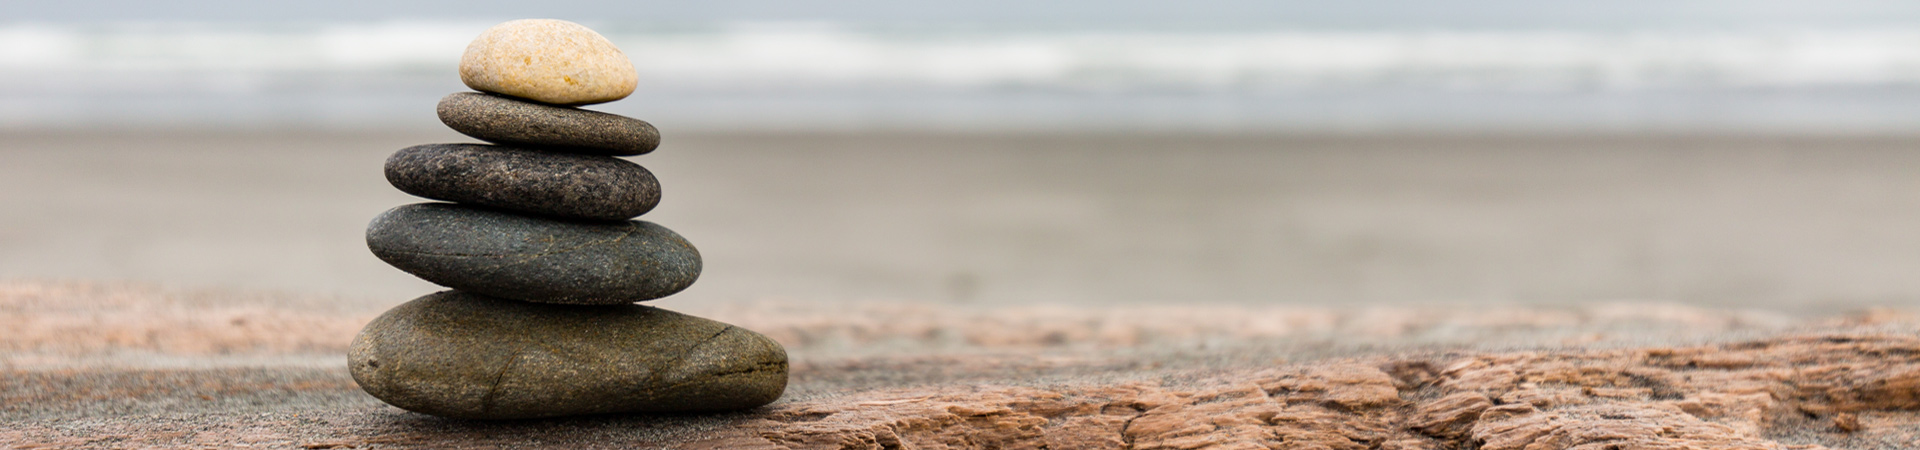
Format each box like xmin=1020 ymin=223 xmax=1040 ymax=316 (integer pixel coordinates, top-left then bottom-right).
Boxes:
xmin=348 ymin=19 xmax=787 ymax=420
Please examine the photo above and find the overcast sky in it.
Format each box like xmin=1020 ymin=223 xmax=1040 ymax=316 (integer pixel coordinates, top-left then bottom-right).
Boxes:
xmin=14 ymin=0 xmax=1920 ymax=29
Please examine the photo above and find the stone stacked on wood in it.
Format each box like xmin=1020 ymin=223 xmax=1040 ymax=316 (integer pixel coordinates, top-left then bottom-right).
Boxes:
xmin=349 ymin=19 xmax=787 ymax=420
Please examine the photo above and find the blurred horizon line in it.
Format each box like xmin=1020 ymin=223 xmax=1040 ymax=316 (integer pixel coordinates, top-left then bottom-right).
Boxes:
xmin=11 ymin=19 xmax=1920 ymax=132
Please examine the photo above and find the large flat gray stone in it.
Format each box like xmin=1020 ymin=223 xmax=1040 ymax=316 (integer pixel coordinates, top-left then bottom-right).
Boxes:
xmin=366 ymin=203 xmax=700 ymax=304
xmin=349 ymin=291 xmax=787 ymax=419
xmin=385 ymin=143 xmax=660 ymax=221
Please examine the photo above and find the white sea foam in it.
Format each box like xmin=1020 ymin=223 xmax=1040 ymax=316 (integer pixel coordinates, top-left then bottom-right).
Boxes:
xmin=8 ymin=21 xmax=1920 ymax=130
xmin=7 ymin=22 xmax=1920 ymax=90
xmin=617 ymin=27 xmax=1920 ymax=91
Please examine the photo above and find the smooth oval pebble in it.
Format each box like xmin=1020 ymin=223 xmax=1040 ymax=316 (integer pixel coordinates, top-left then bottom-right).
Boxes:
xmin=350 ymin=291 xmax=788 ymax=419
xmin=460 ymin=19 xmax=638 ymax=105
xmin=385 ymin=143 xmax=660 ymax=221
xmin=438 ymin=92 xmax=660 ymax=156
xmin=367 ymin=203 xmax=700 ymax=304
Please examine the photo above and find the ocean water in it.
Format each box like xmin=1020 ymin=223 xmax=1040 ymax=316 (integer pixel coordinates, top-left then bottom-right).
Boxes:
xmin=11 ymin=2 xmax=1920 ymax=131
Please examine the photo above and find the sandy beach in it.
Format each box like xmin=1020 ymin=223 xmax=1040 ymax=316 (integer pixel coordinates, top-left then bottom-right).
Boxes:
xmin=9 ymin=131 xmax=1920 ymax=309
xmin=6 ymin=131 xmax=1920 ymax=448
xmin=16 ymin=1 xmax=1920 ymax=447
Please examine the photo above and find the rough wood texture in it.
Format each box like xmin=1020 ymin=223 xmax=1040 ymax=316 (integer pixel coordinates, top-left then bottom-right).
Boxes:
xmin=5 ymin=281 xmax=1918 ymax=449
xmin=720 ymin=334 xmax=1920 ymax=449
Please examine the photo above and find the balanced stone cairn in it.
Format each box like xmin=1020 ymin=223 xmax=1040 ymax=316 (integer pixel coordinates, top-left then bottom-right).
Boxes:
xmin=349 ymin=19 xmax=788 ymax=420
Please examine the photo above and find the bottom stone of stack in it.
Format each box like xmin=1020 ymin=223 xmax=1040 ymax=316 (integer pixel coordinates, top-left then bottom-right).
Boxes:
xmin=348 ymin=291 xmax=787 ymax=419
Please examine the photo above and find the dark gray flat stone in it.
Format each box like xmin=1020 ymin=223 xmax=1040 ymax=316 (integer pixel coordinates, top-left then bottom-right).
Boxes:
xmin=349 ymin=291 xmax=787 ymax=419
xmin=366 ymin=203 xmax=700 ymax=304
xmin=438 ymin=92 xmax=660 ymax=156
xmin=385 ymin=143 xmax=660 ymax=221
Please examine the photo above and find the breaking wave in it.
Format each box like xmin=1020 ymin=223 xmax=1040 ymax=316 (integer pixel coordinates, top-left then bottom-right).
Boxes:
xmin=9 ymin=21 xmax=1920 ymax=130
xmin=9 ymin=22 xmax=1920 ymax=91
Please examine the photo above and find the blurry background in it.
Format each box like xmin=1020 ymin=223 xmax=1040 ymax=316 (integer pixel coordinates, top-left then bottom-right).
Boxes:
xmin=15 ymin=0 xmax=1920 ymax=131
xmin=6 ymin=0 xmax=1920 ymax=311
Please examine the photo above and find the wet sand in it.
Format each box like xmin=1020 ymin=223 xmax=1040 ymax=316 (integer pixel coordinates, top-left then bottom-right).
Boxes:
xmin=7 ymin=131 xmax=1920 ymax=310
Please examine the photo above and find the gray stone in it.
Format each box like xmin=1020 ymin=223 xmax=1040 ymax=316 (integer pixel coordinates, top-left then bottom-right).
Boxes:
xmin=385 ymin=143 xmax=660 ymax=221
xmin=437 ymin=92 xmax=660 ymax=156
xmin=349 ymin=291 xmax=788 ymax=419
xmin=366 ymin=203 xmax=700 ymax=304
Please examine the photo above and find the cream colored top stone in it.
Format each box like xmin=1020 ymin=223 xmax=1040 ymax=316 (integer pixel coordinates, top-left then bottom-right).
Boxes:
xmin=459 ymin=19 xmax=638 ymax=106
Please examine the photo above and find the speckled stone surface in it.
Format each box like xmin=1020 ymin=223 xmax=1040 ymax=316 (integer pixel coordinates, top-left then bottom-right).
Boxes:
xmin=437 ymin=93 xmax=661 ymax=156
xmin=349 ymin=291 xmax=787 ymax=419
xmin=459 ymin=19 xmax=637 ymax=106
xmin=366 ymin=203 xmax=700 ymax=304
xmin=385 ymin=143 xmax=660 ymax=220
